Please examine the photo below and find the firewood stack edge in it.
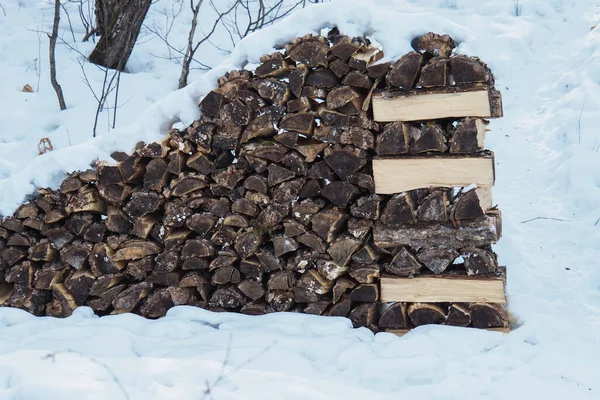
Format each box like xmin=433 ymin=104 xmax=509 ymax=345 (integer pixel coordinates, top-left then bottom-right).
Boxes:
xmin=0 ymin=31 xmax=508 ymax=334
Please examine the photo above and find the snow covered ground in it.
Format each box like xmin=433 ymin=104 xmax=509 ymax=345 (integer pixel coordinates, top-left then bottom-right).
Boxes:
xmin=0 ymin=0 xmax=599 ymax=398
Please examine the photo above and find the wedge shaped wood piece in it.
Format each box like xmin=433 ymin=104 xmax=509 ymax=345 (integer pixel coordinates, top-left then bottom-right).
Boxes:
xmin=380 ymin=268 xmax=506 ymax=304
xmin=373 ymin=153 xmax=495 ymax=194
xmin=372 ymin=88 xmax=502 ymax=122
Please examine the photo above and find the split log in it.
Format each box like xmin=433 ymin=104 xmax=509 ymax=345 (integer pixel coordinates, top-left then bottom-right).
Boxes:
xmin=332 ymin=277 xmax=356 ymax=303
xmin=352 ymin=244 xmax=379 ymax=264
xmin=349 ymin=303 xmax=378 ymax=327
xmin=324 ymin=150 xmax=366 ymax=180
xmin=288 ymin=66 xmax=309 ymax=98
xmin=349 ymin=284 xmax=378 ymax=302
xmin=14 ymin=203 xmax=40 ymax=219
xmin=462 ymin=247 xmax=498 ymax=275
xmin=143 ymin=158 xmax=169 ymax=192
xmin=380 ymin=193 xmax=416 ymax=225
xmin=65 ymin=269 xmax=95 ymax=305
xmin=385 ymin=247 xmax=422 ymax=277
xmin=417 ymin=59 xmax=447 ymax=88
xmin=412 ymin=32 xmax=455 ymax=57
xmin=379 ymin=302 xmax=408 ymax=329
xmin=326 ymin=86 xmax=363 ymax=110
xmin=234 ymin=231 xmax=262 ymax=260
xmin=112 ymin=240 xmax=161 ymax=262
xmin=287 ymin=35 xmax=329 ymax=67
xmin=387 ymin=52 xmax=423 ymax=89
xmin=61 ymin=242 xmax=92 ymax=270
xmin=306 ymin=68 xmax=338 ymax=89
xmin=267 ymin=291 xmax=294 ymax=312
xmin=321 ymin=181 xmax=359 ymax=208
xmin=329 ymin=59 xmax=350 ymax=78
xmin=212 ymin=266 xmax=241 ymax=285
xmin=350 ymin=195 xmax=381 ymax=220
xmin=450 ymin=118 xmax=487 ymax=153
xmin=29 ymin=241 xmax=56 ymax=262
xmin=417 ymin=248 xmax=459 ymax=274
xmin=310 ymin=208 xmax=347 ymax=243
xmin=65 ymin=187 xmax=106 ymax=215
xmin=451 ymin=189 xmax=485 ymax=223
xmin=446 ymin=303 xmax=471 ymax=326
xmin=407 ymin=303 xmax=446 ymax=326
xmin=97 ymin=162 xmax=124 ymax=186
xmin=199 ymin=89 xmax=225 ymax=118
xmin=140 ymin=289 xmax=173 ymax=318
xmin=349 ymin=263 xmax=380 ymax=284
xmin=328 ymin=294 xmax=351 ymax=317
xmin=252 ymin=78 xmax=291 ymax=105
xmin=349 ymin=46 xmax=383 ymax=71
xmin=469 ymin=303 xmax=508 ymax=328
xmin=238 ymin=279 xmax=265 ymax=301
xmin=256 ymin=53 xmax=290 ymax=77
xmin=303 ymin=301 xmax=330 ymax=315
xmin=112 ymin=282 xmax=152 ymax=311
xmin=418 ymin=191 xmax=448 ymax=222
xmin=342 ymin=71 xmax=372 ymax=89
xmin=410 ymin=124 xmax=447 ymax=154
xmin=449 ymin=56 xmax=487 ymax=85
xmin=43 ymin=227 xmax=75 ymax=250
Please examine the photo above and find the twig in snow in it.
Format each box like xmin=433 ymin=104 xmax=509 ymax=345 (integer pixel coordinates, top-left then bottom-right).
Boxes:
xmin=594 ymin=218 xmax=599 ymax=227
xmin=576 ymin=95 xmax=587 ymax=144
xmin=513 ymin=0 xmax=523 ymax=16
xmin=520 ymin=217 xmax=571 ymax=224
xmin=0 ymin=4 xmax=6 ymax=16
xmin=42 ymin=350 xmax=130 ymax=400
xmin=60 ymin=1 xmax=77 ymax=43
xmin=202 ymin=335 xmax=277 ymax=399
xmin=49 ymin=0 xmax=67 ymax=110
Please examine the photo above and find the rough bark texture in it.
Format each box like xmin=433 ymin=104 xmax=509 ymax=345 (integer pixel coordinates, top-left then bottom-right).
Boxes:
xmin=89 ymin=0 xmax=152 ymax=70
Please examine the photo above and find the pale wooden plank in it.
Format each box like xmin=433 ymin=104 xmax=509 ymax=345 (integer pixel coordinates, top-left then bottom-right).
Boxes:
xmin=373 ymin=155 xmax=495 ymax=194
xmin=387 ymin=326 xmax=510 ymax=336
xmin=380 ymin=274 xmax=506 ymax=304
xmin=372 ymin=90 xmax=492 ymax=122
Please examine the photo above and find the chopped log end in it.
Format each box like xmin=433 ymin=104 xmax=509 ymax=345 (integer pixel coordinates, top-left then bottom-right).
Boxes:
xmin=469 ymin=303 xmax=508 ymax=328
xmin=379 ymin=302 xmax=408 ymax=329
xmin=408 ymin=302 xmax=446 ymax=326
xmin=446 ymin=303 xmax=471 ymax=326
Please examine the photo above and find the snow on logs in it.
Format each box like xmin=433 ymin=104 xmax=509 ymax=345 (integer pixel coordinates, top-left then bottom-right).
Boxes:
xmin=0 ymin=31 xmax=508 ymax=332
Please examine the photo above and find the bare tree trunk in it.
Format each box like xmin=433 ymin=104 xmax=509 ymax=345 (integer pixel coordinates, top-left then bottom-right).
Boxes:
xmin=89 ymin=0 xmax=152 ymax=71
xmin=178 ymin=0 xmax=203 ymax=89
xmin=50 ymin=0 xmax=67 ymax=110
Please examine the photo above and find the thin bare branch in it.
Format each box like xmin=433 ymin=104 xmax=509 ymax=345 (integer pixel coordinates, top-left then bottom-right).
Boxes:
xmin=50 ymin=0 xmax=67 ymax=110
xmin=521 ymin=217 xmax=571 ymax=224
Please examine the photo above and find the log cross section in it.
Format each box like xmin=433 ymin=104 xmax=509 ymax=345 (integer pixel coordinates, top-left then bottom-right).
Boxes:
xmin=380 ymin=272 xmax=506 ymax=304
xmin=372 ymin=89 xmax=492 ymax=122
xmin=373 ymin=155 xmax=495 ymax=194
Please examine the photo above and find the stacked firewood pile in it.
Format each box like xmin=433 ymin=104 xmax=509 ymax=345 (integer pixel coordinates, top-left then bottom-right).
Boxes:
xmin=0 ymin=31 xmax=508 ymax=332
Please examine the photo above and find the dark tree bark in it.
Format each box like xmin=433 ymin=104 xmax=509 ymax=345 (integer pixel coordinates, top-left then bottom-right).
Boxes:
xmin=89 ymin=0 xmax=152 ymax=71
xmin=50 ymin=0 xmax=67 ymax=110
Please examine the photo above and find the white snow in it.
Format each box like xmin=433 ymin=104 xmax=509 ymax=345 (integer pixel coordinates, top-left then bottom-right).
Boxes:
xmin=1 ymin=0 xmax=600 ymax=398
